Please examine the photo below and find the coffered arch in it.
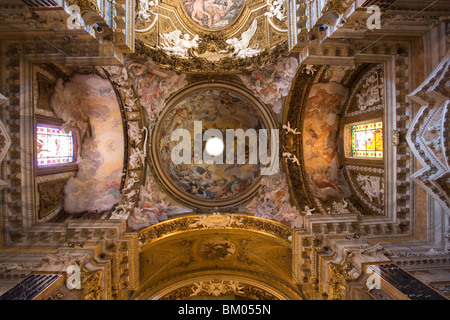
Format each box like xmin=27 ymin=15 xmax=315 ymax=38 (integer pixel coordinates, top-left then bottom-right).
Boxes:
xmin=134 ymin=214 xmax=303 ymax=300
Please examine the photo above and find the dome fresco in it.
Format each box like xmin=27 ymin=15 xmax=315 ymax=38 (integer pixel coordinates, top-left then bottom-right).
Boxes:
xmin=157 ymin=87 xmax=266 ymax=205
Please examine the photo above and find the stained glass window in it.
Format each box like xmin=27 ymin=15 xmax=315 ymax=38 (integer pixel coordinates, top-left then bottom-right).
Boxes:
xmin=36 ymin=125 xmax=74 ymax=166
xmin=351 ymin=121 xmax=383 ymax=158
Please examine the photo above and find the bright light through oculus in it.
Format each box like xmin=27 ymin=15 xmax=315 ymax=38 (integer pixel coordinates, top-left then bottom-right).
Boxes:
xmin=205 ymin=137 xmax=224 ymax=157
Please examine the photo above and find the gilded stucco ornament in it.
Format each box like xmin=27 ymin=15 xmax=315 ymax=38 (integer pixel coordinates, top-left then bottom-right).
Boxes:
xmin=280 ymin=65 xmax=319 ymax=212
xmin=138 ymin=214 xmax=293 ymax=249
xmin=327 ymin=260 xmax=356 ymax=300
xmin=134 ymin=0 xmax=288 ymax=73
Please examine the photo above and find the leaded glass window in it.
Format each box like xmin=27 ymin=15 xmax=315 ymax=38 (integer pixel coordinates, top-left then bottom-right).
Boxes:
xmin=351 ymin=121 xmax=383 ymax=158
xmin=36 ymin=125 xmax=74 ymax=166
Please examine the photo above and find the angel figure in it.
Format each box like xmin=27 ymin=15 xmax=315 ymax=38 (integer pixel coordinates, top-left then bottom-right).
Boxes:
xmin=136 ymin=0 xmax=155 ymax=22
xmin=159 ymin=30 xmax=199 ymax=57
xmin=128 ymin=121 xmax=144 ymax=145
xmin=122 ymin=176 xmax=139 ymax=193
xmin=129 ymin=147 xmax=145 ymax=169
xmin=302 ymin=206 xmax=315 ymax=216
xmin=282 ymin=122 xmax=301 ymax=135
xmin=282 ymin=152 xmax=300 ymax=166
xmin=302 ymin=65 xmax=318 ymax=75
xmin=264 ymin=0 xmax=286 ymax=21
xmin=226 ymin=19 xmax=261 ymax=58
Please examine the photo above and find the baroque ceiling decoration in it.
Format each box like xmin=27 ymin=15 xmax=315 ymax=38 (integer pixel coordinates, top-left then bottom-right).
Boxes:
xmin=134 ymin=214 xmax=303 ymax=300
xmin=134 ymin=0 xmax=288 ymax=73
xmin=1 ymin=0 xmax=450 ymax=302
xmin=282 ymin=62 xmax=390 ymax=217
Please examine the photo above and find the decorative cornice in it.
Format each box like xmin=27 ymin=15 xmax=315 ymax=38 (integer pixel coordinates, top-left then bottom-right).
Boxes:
xmin=138 ymin=214 xmax=293 ymax=250
xmin=133 ymin=39 xmax=290 ymax=74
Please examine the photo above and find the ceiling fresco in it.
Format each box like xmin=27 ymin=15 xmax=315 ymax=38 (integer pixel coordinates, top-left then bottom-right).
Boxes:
xmin=150 ymin=82 xmax=279 ymax=210
xmin=134 ymin=0 xmax=288 ymax=73
xmin=302 ymin=82 xmax=352 ymax=212
xmin=159 ymin=88 xmax=263 ymax=200
xmin=48 ymin=74 xmax=125 ymax=215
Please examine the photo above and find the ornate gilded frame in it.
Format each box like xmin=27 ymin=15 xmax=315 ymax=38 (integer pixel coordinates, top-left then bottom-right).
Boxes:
xmin=280 ymin=65 xmax=318 ymax=210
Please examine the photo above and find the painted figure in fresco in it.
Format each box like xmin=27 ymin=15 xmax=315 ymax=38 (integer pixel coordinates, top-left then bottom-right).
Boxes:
xmin=128 ymin=171 xmax=193 ymax=230
xmin=128 ymin=62 xmax=165 ymax=88
xmin=185 ymin=0 xmax=238 ymax=28
xmin=185 ymin=0 xmax=213 ymax=27
xmin=306 ymin=128 xmax=318 ymax=147
xmin=128 ymin=62 xmax=167 ymax=106
xmin=50 ymin=74 xmax=125 ymax=215
xmin=219 ymin=91 xmax=236 ymax=114
xmin=214 ymin=179 xmax=232 ymax=199
xmin=128 ymin=207 xmax=158 ymax=227
xmin=238 ymin=57 xmax=298 ymax=114
xmin=206 ymin=0 xmax=234 ymax=27
xmin=127 ymin=61 xmax=188 ymax=122
xmin=242 ymin=172 xmax=301 ymax=228
xmin=228 ymin=175 xmax=248 ymax=195
xmin=301 ymin=84 xmax=353 ymax=204
xmin=200 ymin=239 xmax=235 ymax=260
xmin=305 ymin=89 xmax=341 ymax=119
xmin=321 ymin=124 xmax=338 ymax=164
xmin=305 ymin=123 xmax=338 ymax=164
xmin=308 ymin=167 xmax=342 ymax=193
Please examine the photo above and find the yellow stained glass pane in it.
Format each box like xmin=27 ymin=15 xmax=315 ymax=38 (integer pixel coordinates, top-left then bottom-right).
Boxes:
xmin=351 ymin=121 xmax=383 ymax=158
